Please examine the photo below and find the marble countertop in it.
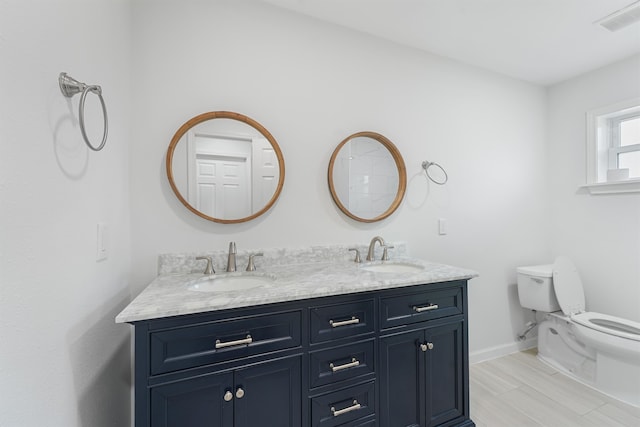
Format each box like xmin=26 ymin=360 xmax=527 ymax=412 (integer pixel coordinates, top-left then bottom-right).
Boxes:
xmin=116 ymin=255 xmax=478 ymax=323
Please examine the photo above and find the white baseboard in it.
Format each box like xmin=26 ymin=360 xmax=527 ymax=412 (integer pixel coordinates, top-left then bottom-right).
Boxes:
xmin=470 ymin=337 xmax=537 ymax=364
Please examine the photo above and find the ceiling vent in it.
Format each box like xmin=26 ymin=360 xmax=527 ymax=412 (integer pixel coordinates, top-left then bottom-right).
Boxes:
xmin=595 ymin=1 xmax=640 ymax=32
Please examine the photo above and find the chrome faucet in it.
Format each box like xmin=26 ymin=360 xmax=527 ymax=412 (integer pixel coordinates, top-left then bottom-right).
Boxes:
xmin=366 ymin=236 xmax=385 ymax=261
xmin=226 ymin=242 xmax=237 ymax=272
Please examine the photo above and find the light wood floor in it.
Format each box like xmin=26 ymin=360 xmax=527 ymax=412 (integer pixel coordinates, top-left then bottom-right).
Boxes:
xmin=469 ymin=349 xmax=640 ymax=427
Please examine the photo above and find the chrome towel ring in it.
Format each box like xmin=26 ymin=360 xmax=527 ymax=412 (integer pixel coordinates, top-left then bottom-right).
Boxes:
xmin=421 ymin=160 xmax=448 ymax=185
xmin=58 ymin=72 xmax=108 ymax=151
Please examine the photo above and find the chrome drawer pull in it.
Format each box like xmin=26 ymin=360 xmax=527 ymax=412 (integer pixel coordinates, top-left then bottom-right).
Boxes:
xmin=330 ymin=358 xmax=360 ymax=372
xmin=215 ymin=334 xmax=252 ymax=349
xmin=329 ymin=316 xmax=360 ymax=328
xmin=331 ymin=400 xmax=361 ymax=417
xmin=413 ymin=303 xmax=439 ymax=312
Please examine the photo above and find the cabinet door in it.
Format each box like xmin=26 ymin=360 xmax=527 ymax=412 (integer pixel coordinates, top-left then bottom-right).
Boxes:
xmin=379 ymin=330 xmax=425 ymax=427
xmin=150 ymin=371 xmax=234 ymax=427
xmin=425 ymin=321 xmax=464 ymax=427
xmin=234 ymin=356 xmax=302 ymax=427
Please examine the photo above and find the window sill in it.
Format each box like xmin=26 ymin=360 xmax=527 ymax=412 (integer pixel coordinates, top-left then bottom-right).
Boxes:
xmin=580 ymin=179 xmax=640 ymax=195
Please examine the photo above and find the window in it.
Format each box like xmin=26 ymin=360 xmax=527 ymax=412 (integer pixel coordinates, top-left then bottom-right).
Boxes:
xmin=584 ymin=98 xmax=640 ymax=194
xmin=611 ymin=114 xmax=640 ymax=177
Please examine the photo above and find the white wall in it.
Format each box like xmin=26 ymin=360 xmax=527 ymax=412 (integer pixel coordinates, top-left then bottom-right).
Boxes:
xmin=0 ymin=1 xmax=132 ymax=426
xmin=130 ymin=0 xmax=550 ymax=361
xmin=547 ymin=54 xmax=640 ymax=323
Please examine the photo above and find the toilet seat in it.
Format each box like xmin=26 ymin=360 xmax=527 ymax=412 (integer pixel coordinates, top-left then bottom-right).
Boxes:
xmin=553 ymin=256 xmax=640 ymax=342
xmin=572 ymin=312 xmax=640 ymax=342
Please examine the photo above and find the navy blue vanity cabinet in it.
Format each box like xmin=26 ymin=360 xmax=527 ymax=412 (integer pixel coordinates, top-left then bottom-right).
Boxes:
xmin=380 ymin=320 xmax=465 ymax=427
xmin=150 ymin=370 xmax=233 ymax=426
xmin=232 ymin=355 xmax=302 ymax=427
xmin=380 ymin=329 xmax=424 ymax=426
xmin=150 ymin=356 xmax=301 ymax=427
xmin=130 ymin=279 xmax=474 ymax=427
xmin=308 ymin=298 xmax=377 ymax=426
xmin=134 ymin=308 xmax=303 ymax=427
xmin=379 ymin=281 xmax=474 ymax=427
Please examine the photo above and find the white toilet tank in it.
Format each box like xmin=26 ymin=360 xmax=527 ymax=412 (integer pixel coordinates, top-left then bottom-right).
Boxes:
xmin=516 ymin=264 xmax=561 ymax=312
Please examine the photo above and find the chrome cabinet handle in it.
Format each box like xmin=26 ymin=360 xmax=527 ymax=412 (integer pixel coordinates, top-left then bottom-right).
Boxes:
xmin=235 ymin=388 xmax=245 ymax=399
xmin=420 ymin=342 xmax=435 ymax=352
xmin=223 ymin=391 xmax=233 ymax=402
xmin=330 ymin=358 xmax=360 ymax=372
xmin=331 ymin=400 xmax=361 ymax=417
xmin=413 ymin=303 xmax=439 ymax=312
xmin=215 ymin=334 xmax=252 ymax=349
xmin=329 ymin=316 xmax=360 ymax=328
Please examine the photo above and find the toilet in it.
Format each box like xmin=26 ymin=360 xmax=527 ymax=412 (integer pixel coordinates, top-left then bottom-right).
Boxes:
xmin=517 ymin=256 xmax=640 ymax=408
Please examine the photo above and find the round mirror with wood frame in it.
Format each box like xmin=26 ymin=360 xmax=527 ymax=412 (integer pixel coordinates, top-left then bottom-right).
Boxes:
xmin=328 ymin=131 xmax=406 ymax=223
xmin=166 ymin=111 xmax=285 ymax=224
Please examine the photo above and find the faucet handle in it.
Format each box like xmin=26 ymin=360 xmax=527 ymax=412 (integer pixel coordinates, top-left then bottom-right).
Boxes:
xmin=381 ymin=245 xmax=394 ymax=261
xmin=348 ymin=248 xmax=362 ymax=263
xmin=196 ymin=256 xmax=215 ymax=275
xmin=246 ymin=253 xmax=264 ymax=272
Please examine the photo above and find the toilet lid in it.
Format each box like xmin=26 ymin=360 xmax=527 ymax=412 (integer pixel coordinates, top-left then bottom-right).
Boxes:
xmin=552 ymin=256 xmax=585 ymax=316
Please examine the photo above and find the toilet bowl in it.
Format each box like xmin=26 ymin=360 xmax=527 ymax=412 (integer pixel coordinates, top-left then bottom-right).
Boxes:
xmin=517 ymin=256 xmax=640 ymax=407
xmin=537 ymin=312 xmax=596 ymax=384
xmin=572 ymin=312 xmax=640 ymax=360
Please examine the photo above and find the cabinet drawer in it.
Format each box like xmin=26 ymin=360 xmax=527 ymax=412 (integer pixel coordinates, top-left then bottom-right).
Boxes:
xmin=311 ymin=381 xmax=375 ymax=427
xmin=150 ymin=311 xmax=301 ymax=375
xmin=380 ymin=286 xmax=462 ymax=329
xmin=309 ymin=339 xmax=375 ymax=388
xmin=310 ymin=300 xmax=375 ymax=344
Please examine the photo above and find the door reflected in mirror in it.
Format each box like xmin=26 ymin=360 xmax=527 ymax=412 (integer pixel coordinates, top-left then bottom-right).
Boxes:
xmin=166 ymin=112 xmax=285 ymax=224
xmin=328 ymin=131 xmax=406 ymax=223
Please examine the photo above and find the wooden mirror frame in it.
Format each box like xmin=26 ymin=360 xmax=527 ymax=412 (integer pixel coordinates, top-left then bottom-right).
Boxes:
xmin=328 ymin=131 xmax=407 ymax=223
xmin=166 ymin=111 xmax=285 ymax=224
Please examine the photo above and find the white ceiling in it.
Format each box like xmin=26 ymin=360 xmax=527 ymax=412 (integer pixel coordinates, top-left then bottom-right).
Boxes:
xmin=261 ymin=0 xmax=640 ymax=86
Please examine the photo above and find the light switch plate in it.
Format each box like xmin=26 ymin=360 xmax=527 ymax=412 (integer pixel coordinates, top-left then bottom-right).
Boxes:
xmin=97 ymin=222 xmax=108 ymax=261
xmin=438 ymin=218 xmax=447 ymax=235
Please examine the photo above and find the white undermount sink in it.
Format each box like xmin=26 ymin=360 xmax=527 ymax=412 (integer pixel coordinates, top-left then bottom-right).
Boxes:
xmin=360 ymin=262 xmax=425 ymax=274
xmin=188 ymin=274 xmax=276 ymax=292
